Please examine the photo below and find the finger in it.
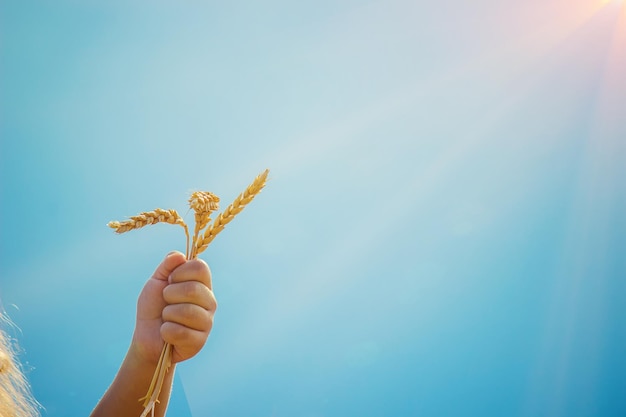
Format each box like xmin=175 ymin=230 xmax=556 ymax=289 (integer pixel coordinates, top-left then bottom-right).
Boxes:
xmin=162 ymin=281 xmax=217 ymax=312
xmin=162 ymin=303 xmax=214 ymax=332
xmin=161 ymin=322 xmax=210 ymax=357
xmin=152 ymin=251 xmax=187 ymax=282
xmin=169 ymin=259 xmax=212 ymax=290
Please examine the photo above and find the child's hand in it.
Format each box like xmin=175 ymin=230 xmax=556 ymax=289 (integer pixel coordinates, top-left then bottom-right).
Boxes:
xmin=132 ymin=251 xmax=217 ymax=364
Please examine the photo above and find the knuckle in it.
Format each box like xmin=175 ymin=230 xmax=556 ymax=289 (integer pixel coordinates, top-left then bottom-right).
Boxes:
xmin=162 ymin=303 xmax=192 ymax=322
xmin=161 ymin=322 xmax=190 ymax=343
xmin=178 ymin=303 xmax=197 ymax=320
xmin=182 ymin=281 xmax=202 ymax=300
xmin=170 ymin=259 xmax=212 ymax=287
xmin=163 ymin=303 xmax=212 ymax=331
xmin=187 ymin=259 xmax=209 ymax=275
xmin=188 ymin=260 xmax=212 ymax=284
xmin=184 ymin=282 xmax=215 ymax=310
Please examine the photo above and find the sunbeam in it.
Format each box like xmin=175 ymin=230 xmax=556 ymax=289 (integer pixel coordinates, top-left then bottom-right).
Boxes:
xmin=182 ymin=2 xmax=624 ymax=415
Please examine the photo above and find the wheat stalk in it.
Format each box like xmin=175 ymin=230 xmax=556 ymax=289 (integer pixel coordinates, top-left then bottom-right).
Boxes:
xmin=195 ymin=169 xmax=269 ymax=256
xmin=138 ymin=343 xmax=172 ymax=417
xmin=107 ymin=169 xmax=269 ymax=417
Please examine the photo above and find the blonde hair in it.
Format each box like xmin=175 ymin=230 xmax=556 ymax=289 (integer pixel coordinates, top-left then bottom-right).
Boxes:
xmin=0 ymin=312 xmax=40 ymax=417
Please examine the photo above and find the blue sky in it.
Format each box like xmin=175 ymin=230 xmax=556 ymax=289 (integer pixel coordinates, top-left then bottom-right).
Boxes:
xmin=1 ymin=1 xmax=625 ymax=416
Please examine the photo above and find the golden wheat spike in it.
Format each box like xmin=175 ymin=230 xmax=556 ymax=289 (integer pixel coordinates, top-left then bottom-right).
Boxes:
xmin=195 ymin=169 xmax=269 ymax=256
xmin=107 ymin=208 xmax=190 ymax=257
xmin=188 ymin=191 xmax=220 ymax=259
xmin=189 ymin=191 xmax=220 ymax=214
xmin=107 ymin=208 xmax=186 ymax=233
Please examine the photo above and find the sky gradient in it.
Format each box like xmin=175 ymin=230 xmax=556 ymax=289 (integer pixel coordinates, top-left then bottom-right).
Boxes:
xmin=1 ymin=1 xmax=625 ymax=416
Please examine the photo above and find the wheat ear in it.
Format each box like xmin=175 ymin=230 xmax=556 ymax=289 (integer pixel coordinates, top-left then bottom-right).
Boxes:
xmin=195 ymin=169 xmax=269 ymax=256
xmin=107 ymin=209 xmax=191 ymax=257
xmin=188 ymin=191 xmax=220 ymax=259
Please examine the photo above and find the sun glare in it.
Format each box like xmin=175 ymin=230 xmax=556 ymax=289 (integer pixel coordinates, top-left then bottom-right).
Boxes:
xmin=600 ymin=0 xmax=626 ymax=15
xmin=600 ymin=0 xmax=624 ymax=7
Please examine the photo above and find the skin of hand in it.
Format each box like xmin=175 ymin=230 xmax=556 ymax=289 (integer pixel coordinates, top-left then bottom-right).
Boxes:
xmin=133 ymin=251 xmax=217 ymax=364
xmin=90 ymin=251 xmax=217 ymax=417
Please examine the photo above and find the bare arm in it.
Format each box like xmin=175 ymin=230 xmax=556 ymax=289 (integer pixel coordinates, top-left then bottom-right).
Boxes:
xmin=90 ymin=344 xmax=176 ymax=417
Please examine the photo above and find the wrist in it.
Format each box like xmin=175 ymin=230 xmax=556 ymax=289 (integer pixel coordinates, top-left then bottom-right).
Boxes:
xmin=129 ymin=342 xmax=163 ymax=367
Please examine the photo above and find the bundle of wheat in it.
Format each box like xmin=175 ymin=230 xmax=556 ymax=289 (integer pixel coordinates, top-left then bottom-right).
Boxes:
xmin=107 ymin=168 xmax=269 ymax=417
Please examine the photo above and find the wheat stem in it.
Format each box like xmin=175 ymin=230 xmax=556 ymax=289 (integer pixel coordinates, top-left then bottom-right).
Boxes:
xmin=139 ymin=343 xmax=172 ymax=417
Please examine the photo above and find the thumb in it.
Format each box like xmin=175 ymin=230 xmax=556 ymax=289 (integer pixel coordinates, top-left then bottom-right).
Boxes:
xmin=152 ymin=251 xmax=186 ymax=281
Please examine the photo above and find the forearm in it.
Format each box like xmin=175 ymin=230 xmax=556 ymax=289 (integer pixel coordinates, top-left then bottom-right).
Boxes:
xmin=90 ymin=343 xmax=175 ymax=417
